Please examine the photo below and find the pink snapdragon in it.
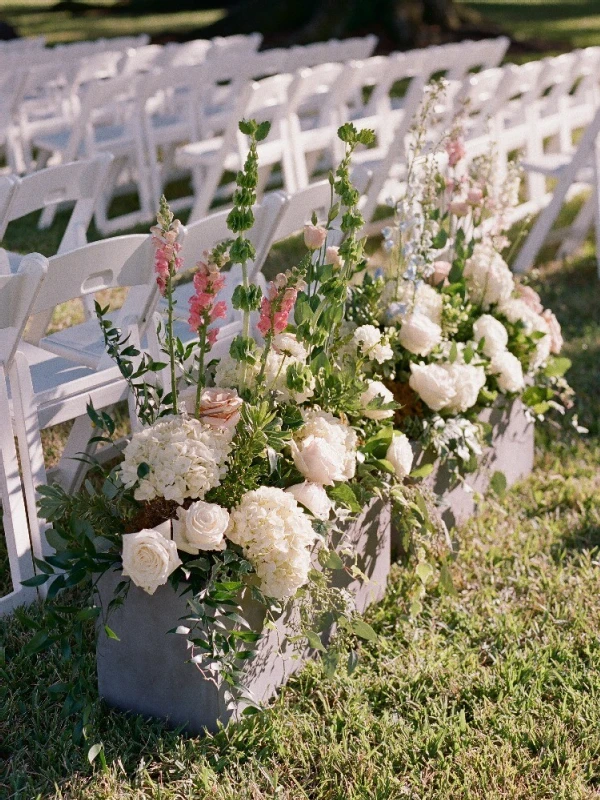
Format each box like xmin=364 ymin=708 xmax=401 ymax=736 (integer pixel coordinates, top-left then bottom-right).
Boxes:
xmin=257 ymin=272 xmax=302 ymax=337
xmin=446 ymin=137 xmax=466 ymax=168
xmin=151 ymin=219 xmax=183 ymax=296
xmin=188 ymin=260 xmax=227 ymax=338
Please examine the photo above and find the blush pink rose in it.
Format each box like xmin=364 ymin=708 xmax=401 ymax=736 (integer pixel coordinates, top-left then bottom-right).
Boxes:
xmin=303 ymin=224 xmax=327 ymax=250
xmin=541 ymin=309 xmax=563 ymax=354
xmin=467 ymin=187 xmax=484 ymax=205
xmin=448 ymin=200 xmax=469 ymax=217
xmin=199 ymin=387 xmax=243 ymax=428
xmin=517 ymin=284 xmax=543 ymax=314
xmin=429 ymin=260 xmax=452 ymax=286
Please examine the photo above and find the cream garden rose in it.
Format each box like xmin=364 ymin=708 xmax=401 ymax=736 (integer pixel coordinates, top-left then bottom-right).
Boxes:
xmin=361 ymin=380 xmax=395 ymax=420
xmin=443 ymin=364 xmax=486 ymax=413
xmin=399 ymin=312 xmax=442 ymax=357
xmin=121 ymin=528 xmax=182 ymax=595
xmin=386 ymin=433 xmax=413 ymax=479
xmin=172 ymin=500 xmax=229 ymax=554
xmin=409 ymin=362 xmax=457 ymax=411
xmin=472 ymin=314 xmax=509 ymax=357
xmin=291 ymin=410 xmax=357 ymax=485
xmin=490 ymin=350 xmax=525 ymax=393
xmin=286 ymin=482 xmax=332 ymax=520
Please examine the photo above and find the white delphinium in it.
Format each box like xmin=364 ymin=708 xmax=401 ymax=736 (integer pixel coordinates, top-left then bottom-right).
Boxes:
xmin=384 ymin=280 xmax=442 ymax=325
xmin=291 ymin=409 xmax=357 ymax=485
xmin=360 ymin=380 xmax=395 ymax=420
xmin=120 ymin=416 xmax=232 ymax=505
xmin=490 ymin=350 xmax=525 ymax=393
xmin=227 ymin=487 xmax=318 ymax=600
xmin=464 ymin=242 xmax=514 ymax=308
xmin=472 ymin=314 xmax=509 ymax=357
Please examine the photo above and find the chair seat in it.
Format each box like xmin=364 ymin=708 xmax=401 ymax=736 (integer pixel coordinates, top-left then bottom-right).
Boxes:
xmin=39 ymin=318 xmax=108 ymax=368
xmin=33 ymin=123 xmax=135 ymax=156
xmin=175 ymin=137 xmax=224 ymax=168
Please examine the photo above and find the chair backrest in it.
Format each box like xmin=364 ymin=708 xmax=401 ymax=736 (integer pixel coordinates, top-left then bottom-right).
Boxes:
xmin=30 ymin=234 xmax=153 ymax=317
xmin=1 ymin=155 xmax=113 ymax=252
xmin=286 ymin=62 xmax=344 ymax=117
xmin=160 ymin=39 xmax=212 ymax=68
xmin=441 ymin=37 xmax=509 ymax=82
xmin=0 ymin=253 xmax=47 ymax=366
xmin=119 ymin=44 xmax=164 ymax=75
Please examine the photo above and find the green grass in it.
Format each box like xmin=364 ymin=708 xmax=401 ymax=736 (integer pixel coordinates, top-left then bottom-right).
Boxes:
xmin=1 ymin=248 xmax=599 ymax=798
xmin=458 ymin=0 xmax=600 ymax=52
xmin=2 ymin=1 xmax=224 ymax=45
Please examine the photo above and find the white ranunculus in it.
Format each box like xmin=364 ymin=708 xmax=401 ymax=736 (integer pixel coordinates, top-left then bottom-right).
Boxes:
xmin=352 ymin=324 xmax=393 ymax=364
xmin=121 ymin=528 xmax=182 ymax=595
xmin=409 ymin=362 xmax=457 ymax=411
xmin=172 ymin=500 xmax=229 ymax=554
xmin=399 ymin=313 xmax=442 ymax=357
xmin=490 ymin=350 xmax=525 ymax=393
xmin=464 ymin=242 xmax=514 ymax=308
xmin=291 ymin=410 xmax=357 ymax=485
xmin=286 ymin=482 xmax=332 ymax=520
xmin=443 ymin=364 xmax=486 ymax=413
xmin=472 ymin=314 xmax=508 ymax=357
xmin=361 ymin=380 xmax=395 ymax=420
xmin=386 ymin=433 xmax=413 ymax=479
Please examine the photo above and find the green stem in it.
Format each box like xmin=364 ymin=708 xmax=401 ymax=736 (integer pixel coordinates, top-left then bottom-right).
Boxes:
xmin=194 ymin=324 xmax=207 ymax=417
xmin=166 ymin=267 xmax=178 ymax=415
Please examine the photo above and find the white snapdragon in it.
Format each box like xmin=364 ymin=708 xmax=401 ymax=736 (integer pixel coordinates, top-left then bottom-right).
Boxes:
xmin=464 ymin=242 xmax=514 ymax=308
xmin=399 ymin=312 xmax=442 ymax=357
xmin=227 ymin=487 xmax=317 ymax=600
xmin=361 ymin=380 xmax=395 ymax=420
xmin=120 ymin=416 xmax=232 ymax=505
xmin=121 ymin=528 xmax=182 ymax=595
xmin=291 ymin=409 xmax=357 ymax=485
xmin=353 ymin=324 xmax=393 ymax=364
xmin=472 ymin=314 xmax=509 ymax=357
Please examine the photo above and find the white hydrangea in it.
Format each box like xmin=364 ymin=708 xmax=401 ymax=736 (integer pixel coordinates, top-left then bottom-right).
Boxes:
xmin=490 ymin=350 xmax=525 ymax=393
xmin=472 ymin=314 xmax=509 ymax=357
xmin=464 ymin=242 xmax=514 ymax=308
xmin=120 ymin=416 xmax=232 ymax=505
xmin=214 ymin=354 xmax=259 ymax=391
xmin=227 ymin=487 xmax=317 ymax=600
xmin=399 ymin=312 xmax=442 ymax=357
xmin=291 ymin=409 xmax=357 ymax=485
xmin=353 ymin=324 xmax=393 ymax=364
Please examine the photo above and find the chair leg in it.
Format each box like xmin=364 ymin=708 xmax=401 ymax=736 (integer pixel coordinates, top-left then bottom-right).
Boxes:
xmin=557 ymin=193 xmax=594 ymax=259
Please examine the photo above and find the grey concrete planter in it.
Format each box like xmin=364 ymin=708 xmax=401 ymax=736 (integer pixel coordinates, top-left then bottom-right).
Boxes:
xmin=392 ymin=399 xmax=534 ymax=555
xmin=96 ymin=497 xmax=390 ymax=734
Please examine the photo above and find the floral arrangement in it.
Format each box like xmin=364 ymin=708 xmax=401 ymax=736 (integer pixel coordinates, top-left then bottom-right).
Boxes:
xmin=346 ymin=88 xmax=576 ymax=479
xmin=22 ymin=121 xmax=430 ymax=738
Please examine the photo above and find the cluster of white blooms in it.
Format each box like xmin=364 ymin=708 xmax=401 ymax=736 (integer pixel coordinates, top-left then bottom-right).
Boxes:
xmin=464 ymin=242 xmax=514 ymax=308
xmin=120 ymin=416 xmax=232 ymax=505
xmin=352 ymin=324 xmax=394 ymax=364
xmin=498 ymin=298 xmax=551 ymax=370
xmin=291 ymin=409 xmax=357 ymax=485
xmin=361 ymin=380 xmax=395 ymax=420
xmin=409 ymin=361 xmax=485 ymax=413
xmin=399 ymin=312 xmax=442 ymax=356
xmin=227 ymin=487 xmax=317 ymax=600
xmin=425 ymin=415 xmax=484 ymax=465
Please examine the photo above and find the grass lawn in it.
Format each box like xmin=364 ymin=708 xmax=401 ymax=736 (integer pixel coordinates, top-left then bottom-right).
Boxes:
xmin=1 ymin=231 xmax=599 ymax=797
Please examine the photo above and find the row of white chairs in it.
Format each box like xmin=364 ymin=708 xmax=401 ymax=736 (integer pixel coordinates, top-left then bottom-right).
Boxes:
xmin=0 ymin=170 xmax=370 ymax=615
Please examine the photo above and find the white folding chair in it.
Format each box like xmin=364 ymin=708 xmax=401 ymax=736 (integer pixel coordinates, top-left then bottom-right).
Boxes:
xmin=9 ymin=234 xmax=159 ymax=547
xmin=176 ymin=74 xmax=296 ymax=223
xmin=0 ymin=155 xmax=113 ymax=276
xmin=31 ymin=74 xmax=153 ymax=234
xmin=514 ymin=107 xmax=600 ymax=276
xmin=0 ymin=255 xmax=47 ymax=615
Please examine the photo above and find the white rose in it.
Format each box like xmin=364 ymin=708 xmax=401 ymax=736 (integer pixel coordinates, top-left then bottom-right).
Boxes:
xmin=443 ymin=364 xmax=486 ymax=413
xmin=361 ymin=380 xmax=395 ymax=420
xmin=399 ymin=313 xmax=442 ymax=356
xmin=464 ymin=242 xmax=514 ymax=308
xmin=173 ymin=500 xmax=229 ymax=554
xmin=409 ymin=362 xmax=456 ymax=411
xmin=472 ymin=314 xmax=508 ymax=357
xmin=386 ymin=433 xmax=413 ymax=479
xmin=286 ymin=482 xmax=332 ymax=520
xmin=121 ymin=528 xmax=182 ymax=595
xmin=490 ymin=350 xmax=525 ymax=393
xmin=292 ymin=411 xmax=356 ymax=485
